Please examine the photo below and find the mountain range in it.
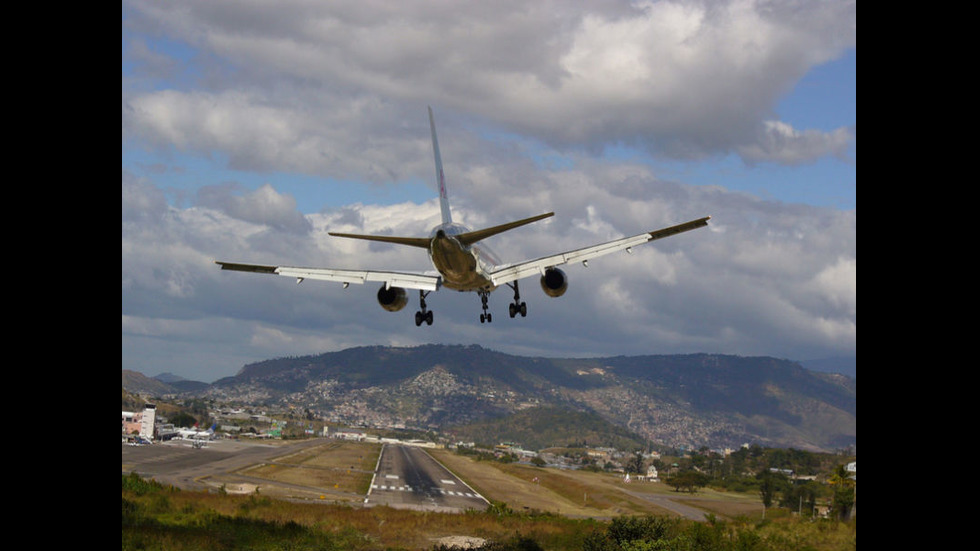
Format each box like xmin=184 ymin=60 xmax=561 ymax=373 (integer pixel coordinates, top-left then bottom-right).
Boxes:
xmin=123 ymin=344 xmax=855 ymax=453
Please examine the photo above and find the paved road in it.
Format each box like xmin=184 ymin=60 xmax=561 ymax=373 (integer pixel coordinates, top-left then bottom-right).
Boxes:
xmin=620 ymin=489 xmax=712 ymax=521
xmin=366 ymin=444 xmax=489 ymax=512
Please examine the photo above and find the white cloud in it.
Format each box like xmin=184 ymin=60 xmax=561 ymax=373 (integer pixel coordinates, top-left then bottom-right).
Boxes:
xmin=736 ymin=121 xmax=855 ymax=165
xmin=197 ymin=183 xmax=312 ymax=234
xmin=123 ymin=0 xmax=856 ymax=165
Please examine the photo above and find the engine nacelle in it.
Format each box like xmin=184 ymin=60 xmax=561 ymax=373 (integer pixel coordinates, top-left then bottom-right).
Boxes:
xmin=377 ymin=285 xmax=409 ymax=312
xmin=539 ymin=267 xmax=568 ymax=297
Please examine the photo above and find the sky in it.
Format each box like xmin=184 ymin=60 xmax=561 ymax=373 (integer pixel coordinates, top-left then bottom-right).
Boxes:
xmin=122 ymin=0 xmax=856 ymax=383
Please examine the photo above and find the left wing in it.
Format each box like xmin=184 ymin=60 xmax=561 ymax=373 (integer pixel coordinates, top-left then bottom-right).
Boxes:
xmin=214 ymin=262 xmax=442 ymax=291
xmin=488 ymin=216 xmax=710 ymax=286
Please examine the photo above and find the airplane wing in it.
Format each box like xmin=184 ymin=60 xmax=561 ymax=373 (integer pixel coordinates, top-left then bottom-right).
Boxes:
xmin=214 ymin=261 xmax=442 ymax=291
xmin=488 ymin=216 xmax=710 ymax=287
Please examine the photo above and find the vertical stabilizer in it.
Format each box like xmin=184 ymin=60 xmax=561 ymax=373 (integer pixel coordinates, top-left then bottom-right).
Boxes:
xmin=428 ymin=106 xmax=453 ymax=225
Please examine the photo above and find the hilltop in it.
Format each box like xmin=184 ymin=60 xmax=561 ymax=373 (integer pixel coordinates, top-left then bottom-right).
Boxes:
xmin=124 ymin=344 xmax=855 ymax=452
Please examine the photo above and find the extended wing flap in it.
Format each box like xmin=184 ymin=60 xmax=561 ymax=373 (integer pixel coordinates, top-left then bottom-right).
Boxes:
xmin=278 ymin=266 xmax=441 ymax=291
xmin=488 ymin=216 xmax=710 ymax=287
xmin=215 ymin=261 xmax=441 ymax=291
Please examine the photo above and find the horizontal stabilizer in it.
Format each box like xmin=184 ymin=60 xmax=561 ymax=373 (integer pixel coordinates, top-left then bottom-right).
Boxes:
xmin=456 ymin=212 xmax=553 ymax=247
xmin=328 ymin=212 xmax=554 ymax=249
xmin=325 ymin=233 xmax=431 ymax=248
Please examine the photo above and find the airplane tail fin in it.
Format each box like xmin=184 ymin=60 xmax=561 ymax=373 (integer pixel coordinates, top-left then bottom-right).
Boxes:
xmin=327 ymin=108 xmax=553 ymax=249
xmin=429 ymin=106 xmax=452 ymax=225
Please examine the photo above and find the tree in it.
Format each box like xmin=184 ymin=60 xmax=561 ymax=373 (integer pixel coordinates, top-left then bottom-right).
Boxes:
xmin=665 ymin=471 xmax=709 ymax=493
xmin=626 ymin=452 xmax=645 ymax=474
xmin=829 ymin=464 xmax=855 ymax=520
xmin=170 ymin=412 xmax=198 ymax=428
xmin=756 ymin=469 xmax=789 ymax=513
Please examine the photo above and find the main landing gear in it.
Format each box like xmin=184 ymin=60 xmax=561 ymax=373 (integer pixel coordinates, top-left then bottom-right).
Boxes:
xmin=415 ymin=290 xmax=433 ymax=326
xmin=416 ymin=284 xmax=529 ymax=326
xmin=507 ymin=281 xmax=528 ymax=319
xmin=477 ymin=282 xmax=528 ymax=323
xmin=479 ymin=290 xmax=492 ymax=323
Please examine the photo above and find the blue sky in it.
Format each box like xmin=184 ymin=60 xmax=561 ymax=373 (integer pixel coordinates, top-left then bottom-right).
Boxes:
xmin=123 ymin=1 xmax=855 ymax=382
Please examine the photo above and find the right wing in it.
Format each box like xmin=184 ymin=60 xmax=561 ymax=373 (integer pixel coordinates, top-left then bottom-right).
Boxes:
xmin=214 ymin=261 xmax=442 ymax=291
xmin=488 ymin=216 xmax=710 ymax=287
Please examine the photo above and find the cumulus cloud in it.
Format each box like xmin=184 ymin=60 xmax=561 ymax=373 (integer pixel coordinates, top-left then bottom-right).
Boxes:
xmin=737 ymin=121 xmax=855 ymax=165
xmin=196 ymin=182 xmax=312 ymax=234
xmin=123 ymin=0 xmax=856 ymax=166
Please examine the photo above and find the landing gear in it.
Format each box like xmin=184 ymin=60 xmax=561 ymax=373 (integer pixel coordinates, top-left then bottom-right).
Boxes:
xmin=479 ymin=290 xmax=492 ymax=323
xmin=507 ymin=281 xmax=527 ymax=318
xmin=415 ymin=291 xmax=433 ymax=326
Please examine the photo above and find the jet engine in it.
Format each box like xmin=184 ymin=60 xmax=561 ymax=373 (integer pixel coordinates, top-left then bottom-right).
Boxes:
xmin=539 ymin=267 xmax=568 ymax=297
xmin=377 ymin=284 xmax=408 ymax=312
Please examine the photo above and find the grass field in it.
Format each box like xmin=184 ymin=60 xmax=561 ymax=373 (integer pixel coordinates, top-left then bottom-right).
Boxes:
xmin=210 ymin=440 xmax=381 ymax=503
xmin=124 ymin=441 xmax=855 ymax=550
xmin=204 ymin=440 xmax=763 ymax=521
xmin=428 ymin=448 xmax=763 ymax=520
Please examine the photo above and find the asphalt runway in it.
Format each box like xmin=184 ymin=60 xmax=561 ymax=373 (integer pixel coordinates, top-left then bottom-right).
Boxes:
xmin=366 ymin=444 xmax=489 ymax=512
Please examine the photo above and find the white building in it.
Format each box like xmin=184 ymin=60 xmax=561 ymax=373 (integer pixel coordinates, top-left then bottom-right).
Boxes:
xmin=140 ymin=404 xmax=156 ymax=440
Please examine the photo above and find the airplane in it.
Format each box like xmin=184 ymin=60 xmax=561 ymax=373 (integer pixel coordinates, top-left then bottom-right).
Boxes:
xmin=178 ymin=423 xmax=216 ymax=440
xmin=216 ymin=107 xmax=710 ymax=326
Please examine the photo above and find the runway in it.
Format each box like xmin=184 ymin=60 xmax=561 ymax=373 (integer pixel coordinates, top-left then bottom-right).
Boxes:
xmin=123 ymin=438 xmax=488 ymax=511
xmin=366 ymin=444 xmax=489 ymax=512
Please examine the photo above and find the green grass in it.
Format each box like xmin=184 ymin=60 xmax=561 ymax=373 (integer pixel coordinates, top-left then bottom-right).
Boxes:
xmin=122 ymin=473 xmax=856 ymax=550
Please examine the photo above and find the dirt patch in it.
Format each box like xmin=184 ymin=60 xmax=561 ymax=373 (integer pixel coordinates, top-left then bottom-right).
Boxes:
xmin=431 ymin=535 xmax=487 ymax=549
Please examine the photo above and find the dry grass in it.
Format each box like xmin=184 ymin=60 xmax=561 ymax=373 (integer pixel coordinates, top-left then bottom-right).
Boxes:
xmin=213 ymin=441 xmax=381 ymax=502
xmin=197 ymin=441 xmax=765 ymax=522
xmin=131 ymin=489 xmax=596 ymax=550
xmin=125 ymin=486 xmax=853 ymax=551
xmin=429 ymin=449 xmax=679 ymax=518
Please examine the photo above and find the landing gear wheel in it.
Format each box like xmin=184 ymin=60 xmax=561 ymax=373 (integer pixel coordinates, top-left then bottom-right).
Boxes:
xmin=506 ymin=282 xmax=528 ymax=318
xmin=479 ymin=290 xmax=492 ymax=323
xmin=416 ymin=290 xmax=433 ymax=327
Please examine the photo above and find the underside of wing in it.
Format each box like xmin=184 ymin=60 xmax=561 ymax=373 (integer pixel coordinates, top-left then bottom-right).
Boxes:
xmin=215 ymin=261 xmax=441 ymax=291
xmin=488 ymin=216 xmax=710 ymax=286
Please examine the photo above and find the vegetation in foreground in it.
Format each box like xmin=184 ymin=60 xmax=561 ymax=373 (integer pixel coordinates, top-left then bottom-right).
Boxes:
xmin=123 ymin=473 xmax=855 ymax=551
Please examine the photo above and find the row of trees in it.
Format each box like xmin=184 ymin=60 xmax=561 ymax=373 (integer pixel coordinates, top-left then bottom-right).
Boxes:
xmin=616 ymin=445 xmax=855 ymax=519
